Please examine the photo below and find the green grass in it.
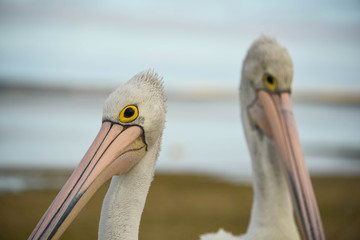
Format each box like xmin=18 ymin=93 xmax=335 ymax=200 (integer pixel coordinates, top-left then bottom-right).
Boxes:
xmin=0 ymin=174 xmax=359 ymax=239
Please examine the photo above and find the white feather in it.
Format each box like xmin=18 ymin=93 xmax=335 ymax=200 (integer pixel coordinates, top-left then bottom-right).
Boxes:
xmin=200 ymin=228 xmax=242 ymax=240
xmin=98 ymin=70 xmax=166 ymax=240
xmin=200 ymin=35 xmax=300 ymax=240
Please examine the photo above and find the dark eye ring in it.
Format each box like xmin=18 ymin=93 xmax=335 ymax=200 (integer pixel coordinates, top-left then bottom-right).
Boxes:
xmin=119 ymin=105 xmax=138 ymax=123
xmin=263 ymin=73 xmax=277 ymax=91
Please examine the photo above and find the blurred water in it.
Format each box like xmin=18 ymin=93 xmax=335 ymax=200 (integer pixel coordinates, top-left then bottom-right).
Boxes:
xmin=1 ymin=1 xmax=360 ymax=191
xmin=0 ymin=90 xmax=359 ymax=189
xmin=0 ymin=1 xmax=360 ymax=91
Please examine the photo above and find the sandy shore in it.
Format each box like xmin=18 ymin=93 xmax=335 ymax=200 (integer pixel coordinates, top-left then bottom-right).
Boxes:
xmin=0 ymin=174 xmax=359 ymax=240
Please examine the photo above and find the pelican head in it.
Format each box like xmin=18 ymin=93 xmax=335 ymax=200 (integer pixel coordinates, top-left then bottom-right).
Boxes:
xmin=29 ymin=70 xmax=166 ymax=240
xmin=102 ymin=70 xmax=166 ymax=148
xmin=240 ymin=35 xmax=293 ymax=108
xmin=240 ymin=36 xmax=325 ymax=239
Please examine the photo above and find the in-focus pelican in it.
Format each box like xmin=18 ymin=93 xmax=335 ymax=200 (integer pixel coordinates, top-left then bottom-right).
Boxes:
xmin=201 ymin=36 xmax=325 ymax=239
xmin=28 ymin=70 xmax=166 ymax=240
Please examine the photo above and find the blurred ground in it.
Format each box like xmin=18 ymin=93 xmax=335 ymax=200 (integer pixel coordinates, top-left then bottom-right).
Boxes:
xmin=0 ymin=174 xmax=359 ymax=240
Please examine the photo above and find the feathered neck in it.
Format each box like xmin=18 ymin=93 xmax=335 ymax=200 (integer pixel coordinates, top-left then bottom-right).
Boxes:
xmin=241 ymin=108 xmax=299 ymax=239
xmin=98 ymin=138 xmax=161 ymax=240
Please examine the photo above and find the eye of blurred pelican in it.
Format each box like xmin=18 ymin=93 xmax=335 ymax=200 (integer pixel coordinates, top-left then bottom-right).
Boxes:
xmin=119 ymin=105 xmax=138 ymax=123
xmin=263 ymin=73 xmax=277 ymax=91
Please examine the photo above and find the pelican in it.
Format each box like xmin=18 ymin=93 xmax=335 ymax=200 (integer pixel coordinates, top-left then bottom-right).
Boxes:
xmin=201 ymin=36 xmax=325 ymax=239
xmin=28 ymin=70 xmax=166 ymax=240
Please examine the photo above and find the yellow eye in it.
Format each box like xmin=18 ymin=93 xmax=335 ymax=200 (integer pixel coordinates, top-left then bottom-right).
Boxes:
xmin=119 ymin=105 xmax=139 ymax=123
xmin=263 ymin=73 xmax=277 ymax=91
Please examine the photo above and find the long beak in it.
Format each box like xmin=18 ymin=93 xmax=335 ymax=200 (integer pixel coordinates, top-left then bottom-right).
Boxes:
xmin=28 ymin=121 xmax=146 ymax=240
xmin=249 ymin=90 xmax=325 ymax=240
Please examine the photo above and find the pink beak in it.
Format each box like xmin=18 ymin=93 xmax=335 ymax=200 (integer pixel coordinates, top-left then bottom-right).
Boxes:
xmin=28 ymin=121 xmax=146 ymax=240
xmin=249 ymin=90 xmax=325 ymax=240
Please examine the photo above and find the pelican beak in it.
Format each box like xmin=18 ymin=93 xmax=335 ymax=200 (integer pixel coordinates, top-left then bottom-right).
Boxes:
xmin=28 ymin=121 xmax=146 ymax=240
xmin=248 ymin=90 xmax=325 ymax=240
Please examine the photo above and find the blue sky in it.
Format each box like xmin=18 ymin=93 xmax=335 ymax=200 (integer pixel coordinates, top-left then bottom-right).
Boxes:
xmin=0 ymin=0 xmax=359 ymax=92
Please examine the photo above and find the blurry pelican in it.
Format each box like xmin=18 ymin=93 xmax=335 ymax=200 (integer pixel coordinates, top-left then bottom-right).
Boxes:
xmin=28 ymin=70 xmax=166 ymax=240
xmin=201 ymin=36 xmax=325 ymax=240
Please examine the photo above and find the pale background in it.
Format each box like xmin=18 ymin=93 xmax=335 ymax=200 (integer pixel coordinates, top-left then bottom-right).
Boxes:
xmin=0 ymin=0 xmax=360 ymax=190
